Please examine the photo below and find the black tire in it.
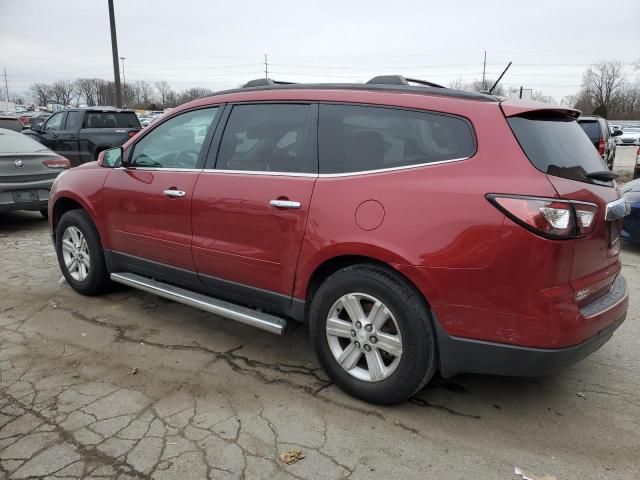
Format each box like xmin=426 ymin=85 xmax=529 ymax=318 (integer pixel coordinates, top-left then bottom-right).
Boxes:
xmin=55 ymin=209 xmax=112 ymax=296
xmin=40 ymin=208 xmax=48 ymax=219
xmin=309 ymin=264 xmax=437 ymax=405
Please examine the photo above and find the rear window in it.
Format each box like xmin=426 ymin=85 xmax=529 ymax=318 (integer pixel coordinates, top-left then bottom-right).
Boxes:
xmin=0 ymin=118 xmax=23 ymax=132
xmin=508 ymin=115 xmax=608 ymax=184
xmin=319 ymin=104 xmax=475 ymax=174
xmin=577 ymin=119 xmax=601 ymax=139
xmin=0 ymin=130 xmax=48 ymax=153
xmin=84 ymin=112 xmax=140 ymax=129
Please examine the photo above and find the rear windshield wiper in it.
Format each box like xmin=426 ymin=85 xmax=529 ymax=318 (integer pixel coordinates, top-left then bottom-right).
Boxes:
xmin=586 ymin=170 xmax=619 ymax=181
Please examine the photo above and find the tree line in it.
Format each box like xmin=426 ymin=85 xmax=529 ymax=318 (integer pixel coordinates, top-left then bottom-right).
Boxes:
xmin=567 ymin=61 xmax=640 ymax=120
xmin=27 ymin=78 xmax=213 ymax=110
xmin=17 ymin=60 xmax=640 ymax=119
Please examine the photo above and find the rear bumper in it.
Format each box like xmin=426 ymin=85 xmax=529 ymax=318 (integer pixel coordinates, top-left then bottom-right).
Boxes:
xmin=436 ymin=275 xmax=628 ymax=378
xmin=0 ymin=180 xmax=53 ymax=212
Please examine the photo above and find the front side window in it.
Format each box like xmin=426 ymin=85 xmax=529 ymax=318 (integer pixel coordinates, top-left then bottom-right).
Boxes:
xmin=130 ymin=107 xmax=219 ymax=169
xmin=319 ymin=104 xmax=476 ymax=174
xmin=216 ymin=104 xmax=316 ymax=173
xmin=44 ymin=112 xmax=65 ymax=131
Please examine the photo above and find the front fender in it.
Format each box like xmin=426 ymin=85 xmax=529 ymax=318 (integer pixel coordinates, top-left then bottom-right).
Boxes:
xmin=50 ymin=164 xmax=111 ymax=247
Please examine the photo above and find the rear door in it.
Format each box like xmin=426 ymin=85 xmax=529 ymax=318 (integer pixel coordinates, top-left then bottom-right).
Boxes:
xmin=51 ymin=110 xmax=82 ymax=166
xmin=102 ymin=107 xmax=221 ymax=271
xmin=506 ymin=109 xmax=623 ymax=306
xmin=191 ymin=103 xmax=318 ymax=300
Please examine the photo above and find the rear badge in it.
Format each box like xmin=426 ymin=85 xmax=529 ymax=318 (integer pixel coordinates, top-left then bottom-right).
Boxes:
xmin=576 ymin=288 xmax=590 ymax=302
xmin=14 ymin=159 xmax=23 ymax=168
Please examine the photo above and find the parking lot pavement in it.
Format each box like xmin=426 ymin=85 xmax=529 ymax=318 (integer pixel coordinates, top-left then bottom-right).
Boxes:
xmin=0 ymin=212 xmax=639 ymax=480
xmin=614 ymin=145 xmax=637 ymax=176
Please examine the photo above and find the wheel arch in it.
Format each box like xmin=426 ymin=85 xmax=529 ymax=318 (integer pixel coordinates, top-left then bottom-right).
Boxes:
xmin=301 ymin=253 xmax=434 ymax=313
xmin=51 ymin=193 xmax=104 ymax=246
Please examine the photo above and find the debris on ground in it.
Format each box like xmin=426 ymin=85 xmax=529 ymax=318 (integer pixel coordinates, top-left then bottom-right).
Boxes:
xmin=279 ymin=448 xmax=305 ymax=465
xmin=130 ymin=367 xmax=139 ymax=375
xmin=576 ymin=392 xmax=585 ymax=398
xmin=514 ymin=466 xmax=557 ymax=480
xmin=157 ymin=461 xmax=173 ymax=470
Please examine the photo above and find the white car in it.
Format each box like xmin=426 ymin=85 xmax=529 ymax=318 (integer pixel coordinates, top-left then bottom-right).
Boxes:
xmin=619 ymin=127 xmax=640 ymax=146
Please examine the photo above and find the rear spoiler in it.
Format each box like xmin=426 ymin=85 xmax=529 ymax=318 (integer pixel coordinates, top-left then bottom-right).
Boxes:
xmin=500 ymin=99 xmax=580 ymax=119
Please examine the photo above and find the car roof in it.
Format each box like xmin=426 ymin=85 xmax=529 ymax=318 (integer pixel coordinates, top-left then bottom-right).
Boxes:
xmin=0 ymin=115 xmax=20 ymax=120
xmin=65 ymin=106 xmax=136 ymax=113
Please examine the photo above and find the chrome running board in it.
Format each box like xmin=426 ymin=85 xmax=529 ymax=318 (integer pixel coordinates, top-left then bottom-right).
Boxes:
xmin=110 ymin=272 xmax=287 ymax=335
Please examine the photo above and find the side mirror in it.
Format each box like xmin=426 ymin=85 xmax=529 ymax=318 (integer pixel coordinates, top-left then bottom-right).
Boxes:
xmin=613 ymin=129 xmax=623 ymax=137
xmin=99 ymin=147 xmax=123 ymax=168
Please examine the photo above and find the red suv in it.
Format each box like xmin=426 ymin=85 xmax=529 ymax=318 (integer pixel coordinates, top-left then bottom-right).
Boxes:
xmin=49 ymin=76 xmax=629 ymax=405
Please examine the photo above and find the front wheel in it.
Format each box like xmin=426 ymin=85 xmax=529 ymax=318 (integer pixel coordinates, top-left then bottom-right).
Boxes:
xmin=55 ymin=209 xmax=112 ymax=295
xmin=309 ymin=264 xmax=437 ymax=405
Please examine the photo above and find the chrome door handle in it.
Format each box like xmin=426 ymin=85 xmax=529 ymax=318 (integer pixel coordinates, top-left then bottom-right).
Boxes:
xmin=164 ymin=189 xmax=186 ymax=198
xmin=270 ymin=199 xmax=301 ymax=209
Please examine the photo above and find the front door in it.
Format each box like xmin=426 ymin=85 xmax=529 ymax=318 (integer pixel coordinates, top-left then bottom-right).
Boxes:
xmin=192 ymin=103 xmax=318 ymax=298
xmin=103 ymin=106 xmax=222 ymax=271
xmin=37 ymin=111 xmax=66 ymax=151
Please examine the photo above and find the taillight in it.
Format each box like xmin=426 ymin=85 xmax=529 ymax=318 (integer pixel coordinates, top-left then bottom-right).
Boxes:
xmin=42 ymin=157 xmax=71 ymax=170
xmin=598 ymin=138 xmax=606 ymax=156
xmin=487 ymin=194 xmax=598 ymax=239
xmin=127 ymin=131 xmax=138 ymax=138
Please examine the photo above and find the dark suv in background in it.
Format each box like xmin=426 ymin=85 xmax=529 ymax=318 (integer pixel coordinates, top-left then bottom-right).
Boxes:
xmin=578 ymin=116 xmax=622 ymax=169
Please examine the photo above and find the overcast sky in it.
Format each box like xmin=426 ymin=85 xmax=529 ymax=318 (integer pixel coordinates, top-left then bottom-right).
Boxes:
xmin=1 ymin=0 xmax=638 ymax=101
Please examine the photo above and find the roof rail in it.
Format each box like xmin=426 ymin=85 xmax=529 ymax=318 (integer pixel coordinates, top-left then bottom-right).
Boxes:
xmin=366 ymin=75 xmax=444 ymax=89
xmin=242 ymin=78 xmax=296 ymax=88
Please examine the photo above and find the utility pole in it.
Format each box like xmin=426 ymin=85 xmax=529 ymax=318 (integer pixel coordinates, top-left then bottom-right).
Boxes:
xmin=482 ymin=51 xmax=487 ymax=91
xmin=108 ymin=0 xmax=122 ymax=108
xmin=3 ymin=68 xmax=8 ymax=104
xmin=264 ymin=53 xmax=268 ymax=78
xmin=119 ymin=56 xmax=126 ymax=106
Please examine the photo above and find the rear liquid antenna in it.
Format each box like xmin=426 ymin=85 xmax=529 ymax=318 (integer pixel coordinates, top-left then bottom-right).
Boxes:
xmin=489 ymin=61 xmax=512 ymax=94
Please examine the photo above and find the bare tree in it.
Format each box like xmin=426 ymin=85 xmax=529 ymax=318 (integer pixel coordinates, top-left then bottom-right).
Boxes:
xmin=29 ymin=83 xmax=52 ymax=106
xmin=582 ymin=61 xmax=624 ymax=116
xmin=530 ymin=91 xmax=554 ymax=104
xmin=176 ymin=87 xmax=212 ymax=104
xmin=135 ymin=80 xmax=154 ymax=107
xmin=75 ymin=78 xmax=97 ymax=106
xmin=50 ymin=80 xmax=77 ymax=106
xmin=449 ymin=78 xmax=468 ymax=91
xmin=155 ymin=80 xmax=172 ymax=108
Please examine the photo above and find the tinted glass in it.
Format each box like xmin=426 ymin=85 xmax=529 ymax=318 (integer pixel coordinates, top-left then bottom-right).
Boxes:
xmin=319 ymin=104 xmax=475 ymax=174
xmin=0 ymin=130 xmax=48 ymax=153
xmin=216 ymin=104 xmax=315 ymax=173
xmin=0 ymin=118 xmax=23 ymax=132
xmin=65 ymin=111 xmax=82 ymax=130
xmin=84 ymin=112 xmax=141 ymax=128
xmin=45 ymin=112 xmax=65 ymax=131
xmin=577 ymin=120 xmax=601 ymax=139
xmin=509 ymin=115 xmax=608 ymax=184
xmin=131 ymin=107 xmax=219 ymax=169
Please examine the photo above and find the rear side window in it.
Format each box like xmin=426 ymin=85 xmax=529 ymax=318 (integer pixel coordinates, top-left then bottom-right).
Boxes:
xmin=0 ymin=118 xmax=22 ymax=132
xmin=65 ymin=111 xmax=82 ymax=130
xmin=319 ymin=104 xmax=475 ymax=174
xmin=577 ymin=120 xmax=601 ymax=140
xmin=84 ymin=112 xmax=141 ymax=129
xmin=216 ymin=104 xmax=316 ymax=173
xmin=508 ymin=115 xmax=608 ymax=184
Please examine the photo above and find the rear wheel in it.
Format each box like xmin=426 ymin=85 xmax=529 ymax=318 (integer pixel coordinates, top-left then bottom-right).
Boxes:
xmin=55 ymin=210 xmax=112 ymax=295
xmin=309 ymin=264 xmax=437 ymax=405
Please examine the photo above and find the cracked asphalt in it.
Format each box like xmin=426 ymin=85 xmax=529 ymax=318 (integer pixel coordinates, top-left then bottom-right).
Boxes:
xmin=1 ymin=178 xmax=639 ymax=478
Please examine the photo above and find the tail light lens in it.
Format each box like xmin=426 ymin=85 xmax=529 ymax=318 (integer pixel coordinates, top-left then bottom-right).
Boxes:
xmin=42 ymin=157 xmax=71 ymax=170
xmin=598 ymin=138 xmax=606 ymax=156
xmin=127 ymin=131 xmax=138 ymax=138
xmin=636 ymin=147 xmax=640 ymax=164
xmin=487 ymin=194 xmax=598 ymax=239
